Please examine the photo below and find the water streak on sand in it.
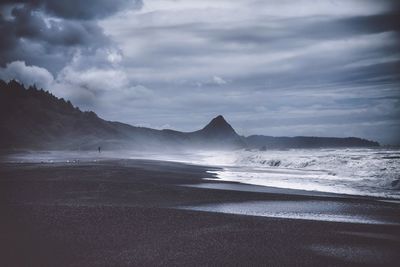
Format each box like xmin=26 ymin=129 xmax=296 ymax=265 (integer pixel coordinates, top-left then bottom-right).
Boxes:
xmin=178 ymin=200 xmax=400 ymax=225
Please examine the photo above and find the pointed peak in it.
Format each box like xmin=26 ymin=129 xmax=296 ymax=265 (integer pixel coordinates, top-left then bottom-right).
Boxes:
xmin=200 ymin=115 xmax=239 ymax=137
xmin=211 ymin=115 xmax=226 ymax=123
xmin=206 ymin=115 xmax=230 ymax=128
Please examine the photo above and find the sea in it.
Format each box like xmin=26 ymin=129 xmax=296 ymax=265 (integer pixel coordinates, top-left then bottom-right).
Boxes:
xmin=188 ymin=148 xmax=400 ymax=200
xmin=4 ymin=147 xmax=400 ymax=200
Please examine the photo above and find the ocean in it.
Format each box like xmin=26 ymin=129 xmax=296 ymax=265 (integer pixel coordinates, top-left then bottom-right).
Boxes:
xmin=189 ymin=148 xmax=400 ymax=199
xmin=4 ymin=147 xmax=400 ymax=200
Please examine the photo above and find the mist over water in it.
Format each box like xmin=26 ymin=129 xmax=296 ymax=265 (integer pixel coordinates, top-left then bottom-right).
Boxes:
xmin=191 ymin=148 xmax=400 ymax=200
xmin=119 ymin=148 xmax=400 ymax=199
xmin=6 ymin=147 xmax=400 ymax=200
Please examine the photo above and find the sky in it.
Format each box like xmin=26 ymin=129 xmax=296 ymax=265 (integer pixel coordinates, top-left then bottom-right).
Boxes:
xmin=0 ymin=0 xmax=399 ymax=145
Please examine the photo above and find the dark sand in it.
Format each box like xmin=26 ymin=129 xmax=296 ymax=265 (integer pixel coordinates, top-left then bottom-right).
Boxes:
xmin=1 ymin=159 xmax=400 ymax=266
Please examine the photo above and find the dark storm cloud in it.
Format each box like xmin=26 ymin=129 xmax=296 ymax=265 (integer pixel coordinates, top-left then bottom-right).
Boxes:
xmin=2 ymin=6 xmax=108 ymax=46
xmin=0 ymin=0 xmax=142 ymax=20
xmin=0 ymin=0 xmax=141 ymax=71
xmin=0 ymin=7 xmax=106 ymax=72
xmin=193 ymin=12 xmax=400 ymax=46
xmin=342 ymin=12 xmax=400 ymax=33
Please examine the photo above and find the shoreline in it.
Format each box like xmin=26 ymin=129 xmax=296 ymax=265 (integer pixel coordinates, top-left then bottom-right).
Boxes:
xmin=2 ymin=148 xmax=399 ymax=201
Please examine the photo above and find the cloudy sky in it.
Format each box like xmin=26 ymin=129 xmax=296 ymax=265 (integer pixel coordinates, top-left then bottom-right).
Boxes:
xmin=0 ymin=0 xmax=399 ymax=144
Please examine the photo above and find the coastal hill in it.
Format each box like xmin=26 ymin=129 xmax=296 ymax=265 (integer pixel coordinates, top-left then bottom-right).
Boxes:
xmin=189 ymin=115 xmax=245 ymax=147
xmin=0 ymin=80 xmax=179 ymax=150
xmin=0 ymin=80 xmax=379 ymax=150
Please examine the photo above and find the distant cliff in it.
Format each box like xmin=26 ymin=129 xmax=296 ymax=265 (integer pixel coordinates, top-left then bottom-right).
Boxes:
xmin=246 ymin=135 xmax=379 ymax=149
xmin=0 ymin=80 xmax=379 ymax=150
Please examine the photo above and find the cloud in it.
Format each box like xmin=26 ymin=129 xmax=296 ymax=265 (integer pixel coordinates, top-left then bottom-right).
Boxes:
xmin=58 ymin=66 xmax=129 ymax=93
xmin=0 ymin=0 xmax=143 ymax=20
xmin=211 ymin=76 xmax=227 ymax=85
xmin=3 ymin=5 xmax=109 ymax=46
xmin=0 ymin=54 xmax=153 ymax=118
xmin=0 ymin=60 xmax=54 ymax=88
xmin=0 ymin=0 xmax=142 ymax=72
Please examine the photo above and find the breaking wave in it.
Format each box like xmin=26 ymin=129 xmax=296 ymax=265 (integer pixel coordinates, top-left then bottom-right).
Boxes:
xmin=194 ymin=148 xmax=400 ymax=199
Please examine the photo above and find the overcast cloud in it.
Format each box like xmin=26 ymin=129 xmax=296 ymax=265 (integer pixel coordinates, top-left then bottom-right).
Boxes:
xmin=0 ymin=0 xmax=399 ymax=144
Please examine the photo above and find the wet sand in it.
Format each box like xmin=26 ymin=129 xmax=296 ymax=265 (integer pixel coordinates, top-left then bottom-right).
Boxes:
xmin=1 ymin=159 xmax=400 ymax=266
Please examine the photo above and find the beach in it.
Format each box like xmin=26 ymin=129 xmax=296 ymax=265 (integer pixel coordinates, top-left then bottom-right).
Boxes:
xmin=1 ymin=158 xmax=400 ymax=266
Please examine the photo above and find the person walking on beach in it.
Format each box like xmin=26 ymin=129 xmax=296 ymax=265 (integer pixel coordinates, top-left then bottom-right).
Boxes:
xmin=98 ymin=146 xmax=101 ymax=153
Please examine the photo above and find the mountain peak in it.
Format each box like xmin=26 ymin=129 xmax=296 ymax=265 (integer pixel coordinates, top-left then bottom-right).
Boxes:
xmin=210 ymin=115 xmax=227 ymax=124
xmin=201 ymin=115 xmax=238 ymax=137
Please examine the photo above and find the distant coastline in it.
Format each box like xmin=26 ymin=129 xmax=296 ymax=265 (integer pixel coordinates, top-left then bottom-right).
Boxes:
xmin=0 ymin=80 xmax=380 ymax=150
